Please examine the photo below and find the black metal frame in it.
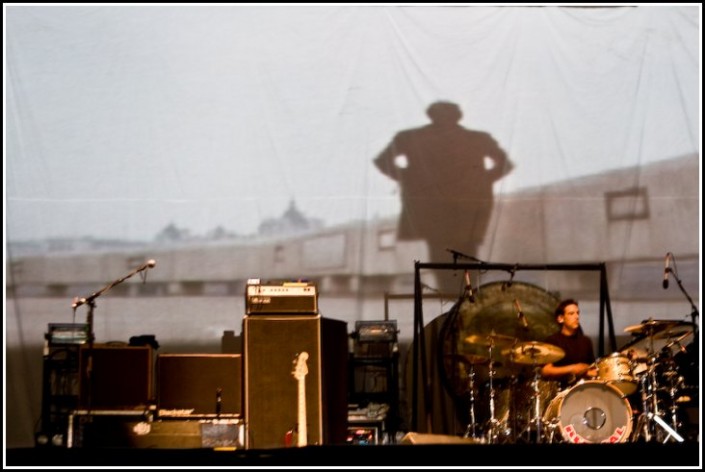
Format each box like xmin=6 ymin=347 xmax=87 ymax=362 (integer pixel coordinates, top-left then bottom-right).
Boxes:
xmin=410 ymin=261 xmax=615 ymax=432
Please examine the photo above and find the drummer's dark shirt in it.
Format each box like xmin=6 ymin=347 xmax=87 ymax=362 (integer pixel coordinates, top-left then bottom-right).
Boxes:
xmin=544 ymin=330 xmax=596 ymax=389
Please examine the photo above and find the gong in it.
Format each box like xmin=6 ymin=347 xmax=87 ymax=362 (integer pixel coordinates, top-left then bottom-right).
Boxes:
xmin=438 ymin=281 xmax=561 ymax=399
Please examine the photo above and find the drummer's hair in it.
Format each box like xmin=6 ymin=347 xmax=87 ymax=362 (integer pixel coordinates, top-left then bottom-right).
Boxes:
xmin=555 ymin=298 xmax=579 ymax=318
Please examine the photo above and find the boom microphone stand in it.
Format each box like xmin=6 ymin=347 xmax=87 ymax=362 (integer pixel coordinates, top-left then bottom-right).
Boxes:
xmin=662 ymin=253 xmax=698 ymax=442
xmin=667 ymin=254 xmax=700 ymax=339
xmin=70 ymin=259 xmax=156 ymax=427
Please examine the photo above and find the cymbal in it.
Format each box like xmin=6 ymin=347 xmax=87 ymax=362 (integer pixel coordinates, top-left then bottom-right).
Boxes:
xmin=624 ymin=319 xmax=680 ymax=335
xmin=652 ymin=326 xmax=694 ymax=341
xmin=620 ymin=321 xmax=695 ymax=358
xmin=507 ymin=341 xmax=565 ymax=365
xmin=445 ymin=353 xmax=491 ymax=365
xmin=464 ymin=333 xmax=517 ymax=348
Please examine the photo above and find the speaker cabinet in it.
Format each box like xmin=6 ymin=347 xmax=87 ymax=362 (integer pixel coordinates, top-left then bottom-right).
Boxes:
xmin=157 ymin=354 xmax=242 ymax=417
xmin=243 ymin=315 xmax=348 ymax=449
xmin=70 ymin=416 xmax=244 ymax=449
xmin=78 ymin=344 xmax=153 ymax=409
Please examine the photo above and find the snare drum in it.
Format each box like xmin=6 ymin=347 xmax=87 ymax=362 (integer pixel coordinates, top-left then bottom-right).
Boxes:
xmin=597 ymin=352 xmax=637 ymax=396
xmin=543 ymin=380 xmax=633 ymax=444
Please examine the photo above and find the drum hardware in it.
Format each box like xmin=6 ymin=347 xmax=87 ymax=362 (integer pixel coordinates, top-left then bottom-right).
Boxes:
xmin=645 ymin=412 xmax=684 ymax=443
xmin=485 ymin=337 xmax=502 ymax=444
xmin=631 ymin=354 xmax=686 ymax=443
xmin=462 ymin=360 xmax=480 ymax=440
xmin=445 ymin=354 xmax=489 ymax=441
xmin=623 ymin=319 xmax=690 ymax=443
xmin=506 ymin=341 xmax=565 ymax=444
xmin=464 ymin=332 xmax=517 ymax=444
xmin=663 ymin=373 xmax=686 ymax=435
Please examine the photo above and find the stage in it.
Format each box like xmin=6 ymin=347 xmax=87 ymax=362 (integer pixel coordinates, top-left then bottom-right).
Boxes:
xmin=6 ymin=442 xmax=701 ymax=467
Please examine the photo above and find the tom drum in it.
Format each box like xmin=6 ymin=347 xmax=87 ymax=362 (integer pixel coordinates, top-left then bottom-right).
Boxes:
xmin=597 ymin=352 xmax=637 ymax=396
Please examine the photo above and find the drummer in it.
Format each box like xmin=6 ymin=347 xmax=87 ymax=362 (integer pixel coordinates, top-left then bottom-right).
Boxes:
xmin=541 ymin=299 xmax=598 ymax=390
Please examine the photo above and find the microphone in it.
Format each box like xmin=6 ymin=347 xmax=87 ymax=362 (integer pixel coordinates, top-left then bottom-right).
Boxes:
xmin=514 ymin=299 xmax=528 ymax=330
xmin=72 ymin=297 xmax=87 ymax=309
xmin=464 ymin=270 xmax=475 ymax=303
xmin=662 ymin=252 xmax=672 ymax=289
xmin=141 ymin=259 xmax=157 ymax=284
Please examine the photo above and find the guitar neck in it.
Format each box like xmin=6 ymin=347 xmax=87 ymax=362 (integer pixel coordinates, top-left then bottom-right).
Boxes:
xmin=291 ymin=351 xmax=309 ymax=448
xmin=297 ymin=376 xmax=307 ymax=447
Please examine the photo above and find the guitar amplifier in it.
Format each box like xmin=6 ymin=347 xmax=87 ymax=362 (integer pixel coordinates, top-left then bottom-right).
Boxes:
xmin=245 ymin=280 xmax=318 ymax=315
xmin=46 ymin=323 xmax=90 ymax=346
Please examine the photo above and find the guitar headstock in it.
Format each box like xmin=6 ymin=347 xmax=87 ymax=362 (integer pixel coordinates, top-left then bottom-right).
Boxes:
xmin=292 ymin=351 xmax=309 ymax=380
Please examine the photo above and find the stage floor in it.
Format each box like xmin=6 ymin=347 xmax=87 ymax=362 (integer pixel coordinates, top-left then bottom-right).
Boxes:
xmin=6 ymin=442 xmax=701 ymax=467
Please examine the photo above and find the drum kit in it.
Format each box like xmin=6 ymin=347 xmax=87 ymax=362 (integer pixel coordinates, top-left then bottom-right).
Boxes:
xmin=621 ymin=318 xmax=696 ymax=443
xmin=458 ymin=318 xmax=696 ymax=445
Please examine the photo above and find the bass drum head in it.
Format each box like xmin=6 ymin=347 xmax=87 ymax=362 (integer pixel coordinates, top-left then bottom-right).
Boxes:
xmin=549 ymin=381 xmax=633 ymax=444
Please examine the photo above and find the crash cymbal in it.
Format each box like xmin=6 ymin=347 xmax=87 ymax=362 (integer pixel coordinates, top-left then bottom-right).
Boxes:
xmin=445 ymin=353 xmax=491 ymax=365
xmin=464 ymin=333 xmax=517 ymax=348
xmin=507 ymin=341 xmax=565 ymax=365
xmin=624 ymin=319 xmax=680 ymax=335
xmin=620 ymin=321 xmax=695 ymax=358
xmin=652 ymin=326 xmax=694 ymax=341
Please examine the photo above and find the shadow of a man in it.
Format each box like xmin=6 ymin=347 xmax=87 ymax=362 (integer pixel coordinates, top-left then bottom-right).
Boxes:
xmin=374 ymin=101 xmax=514 ymax=294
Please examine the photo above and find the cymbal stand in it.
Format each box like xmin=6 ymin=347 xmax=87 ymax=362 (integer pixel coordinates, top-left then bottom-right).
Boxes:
xmin=463 ymin=364 xmax=479 ymax=440
xmin=631 ymin=336 xmax=685 ymax=443
xmin=530 ymin=364 xmax=544 ymax=443
xmin=484 ymin=339 xmax=502 ymax=444
xmin=516 ymin=360 xmax=544 ymax=444
xmin=632 ymin=353 xmax=658 ymax=442
xmin=659 ymin=350 xmax=686 ymax=436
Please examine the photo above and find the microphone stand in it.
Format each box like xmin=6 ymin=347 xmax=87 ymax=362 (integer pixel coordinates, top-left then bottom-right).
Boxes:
xmin=71 ymin=260 xmax=156 ymax=428
xmin=670 ymin=268 xmax=699 ymax=338
xmin=658 ymin=259 xmax=698 ymax=442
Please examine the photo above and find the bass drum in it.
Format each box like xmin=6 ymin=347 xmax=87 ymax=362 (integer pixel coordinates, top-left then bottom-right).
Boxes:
xmin=543 ymin=380 xmax=632 ymax=444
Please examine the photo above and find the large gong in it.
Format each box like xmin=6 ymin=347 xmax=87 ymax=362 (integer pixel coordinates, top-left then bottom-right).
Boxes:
xmin=438 ymin=281 xmax=561 ymax=406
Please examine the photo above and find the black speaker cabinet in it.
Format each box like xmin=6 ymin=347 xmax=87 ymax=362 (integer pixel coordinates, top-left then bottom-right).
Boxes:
xmin=71 ymin=416 xmax=244 ymax=449
xmin=243 ymin=314 xmax=348 ymax=449
xmin=78 ymin=344 xmax=153 ymax=409
xmin=157 ymin=354 xmax=242 ymax=417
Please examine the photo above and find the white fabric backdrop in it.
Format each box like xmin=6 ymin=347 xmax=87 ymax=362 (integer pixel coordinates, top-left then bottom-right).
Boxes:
xmin=5 ymin=5 xmax=700 ymax=448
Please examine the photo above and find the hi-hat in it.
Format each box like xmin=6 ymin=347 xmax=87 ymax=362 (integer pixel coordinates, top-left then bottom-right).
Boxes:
xmin=507 ymin=341 xmax=565 ymax=365
xmin=624 ymin=319 xmax=680 ymax=336
xmin=464 ymin=333 xmax=517 ymax=348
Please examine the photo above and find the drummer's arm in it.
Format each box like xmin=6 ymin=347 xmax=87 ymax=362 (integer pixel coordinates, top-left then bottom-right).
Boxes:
xmin=542 ymin=362 xmax=594 ymax=379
